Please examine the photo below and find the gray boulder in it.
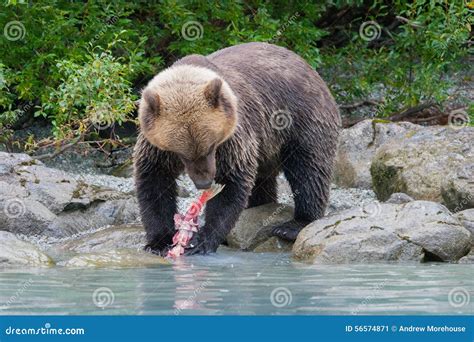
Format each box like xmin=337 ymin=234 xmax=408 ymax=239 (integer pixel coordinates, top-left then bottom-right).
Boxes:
xmin=0 ymin=152 xmax=139 ymax=237
xmin=371 ymin=126 xmax=473 ymax=211
xmin=334 ymin=119 xmax=420 ymax=189
xmin=454 ymin=209 xmax=474 ymax=245
xmin=227 ymin=203 xmax=294 ymax=251
xmin=253 ymin=237 xmax=292 ymax=252
xmin=279 ymin=175 xmax=378 ymax=215
xmin=60 ymin=203 xmax=295 ymax=254
xmin=60 ymin=249 xmax=170 ymax=268
xmin=385 ymin=192 xmax=414 ymax=204
xmin=458 ymin=249 xmax=474 ymax=264
xmin=58 ymin=224 xmax=145 ymax=253
xmin=0 ymin=231 xmax=54 ymax=266
xmin=293 ymin=200 xmax=471 ymax=263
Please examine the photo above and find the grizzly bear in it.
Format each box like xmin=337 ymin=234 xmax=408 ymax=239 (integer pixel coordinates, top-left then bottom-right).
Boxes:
xmin=134 ymin=42 xmax=340 ymax=255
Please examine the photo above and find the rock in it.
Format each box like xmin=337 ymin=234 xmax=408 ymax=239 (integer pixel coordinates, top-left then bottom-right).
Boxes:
xmin=60 ymin=249 xmax=170 ymax=268
xmin=0 ymin=152 xmax=140 ymax=237
xmin=277 ymin=175 xmax=294 ymax=205
xmin=441 ymin=176 xmax=474 ymax=213
xmin=0 ymin=231 xmax=54 ymax=266
xmin=454 ymin=209 xmax=474 ymax=245
xmin=278 ymin=175 xmax=378 ymax=215
xmin=58 ymin=224 xmax=146 ymax=253
xmin=458 ymin=249 xmax=474 ymax=264
xmin=110 ymin=159 xmax=133 ymax=178
xmin=253 ymin=237 xmax=292 ymax=252
xmin=386 ymin=192 xmax=414 ymax=204
xmin=334 ymin=120 xmax=420 ymax=189
xmin=371 ymin=126 xmax=474 ymax=211
xmin=293 ymin=200 xmax=471 ymax=263
xmin=327 ymin=186 xmax=377 ymax=214
xmin=227 ymin=203 xmax=294 ymax=250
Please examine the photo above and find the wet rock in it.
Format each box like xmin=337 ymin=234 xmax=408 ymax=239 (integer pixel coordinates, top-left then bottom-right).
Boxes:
xmin=61 ymin=249 xmax=170 ymax=268
xmin=334 ymin=120 xmax=420 ymax=189
xmin=253 ymin=237 xmax=292 ymax=253
xmin=58 ymin=224 xmax=146 ymax=253
xmin=293 ymin=200 xmax=471 ymax=263
xmin=454 ymin=209 xmax=474 ymax=245
xmin=227 ymin=203 xmax=294 ymax=251
xmin=0 ymin=152 xmax=139 ymax=237
xmin=458 ymin=249 xmax=474 ymax=264
xmin=371 ymin=127 xmax=474 ymax=211
xmin=0 ymin=231 xmax=54 ymax=266
xmin=386 ymin=192 xmax=414 ymax=204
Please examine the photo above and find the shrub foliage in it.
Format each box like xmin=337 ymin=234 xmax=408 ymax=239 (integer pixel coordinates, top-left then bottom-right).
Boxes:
xmin=0 ymin=0 xmax=472 ymax=149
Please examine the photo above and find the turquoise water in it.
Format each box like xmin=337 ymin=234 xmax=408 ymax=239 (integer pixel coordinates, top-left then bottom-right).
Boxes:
xmin=0 ymin=248 xmax=472 ymax=315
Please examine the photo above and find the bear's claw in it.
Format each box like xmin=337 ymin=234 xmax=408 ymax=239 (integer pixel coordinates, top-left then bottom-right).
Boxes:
xmin=270 ymin=220 xmax=307 ymax=241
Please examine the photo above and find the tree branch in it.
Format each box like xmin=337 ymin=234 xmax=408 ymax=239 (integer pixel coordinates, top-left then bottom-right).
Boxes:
xmin=33 ymin=133 xmax=84 ymax=160
xmin=339 ymin=99 xmax=380 ymax=110
xmin=395 ymin=16 xmax=423 ymax=28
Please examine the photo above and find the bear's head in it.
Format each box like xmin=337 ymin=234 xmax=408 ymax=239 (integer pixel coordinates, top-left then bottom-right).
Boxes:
xmin=139 ymin=65 xmax=238 ymax=189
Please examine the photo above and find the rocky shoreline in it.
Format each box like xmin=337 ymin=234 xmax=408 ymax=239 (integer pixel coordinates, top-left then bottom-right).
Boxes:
xmin=0 ymin=120 xmax=472 ymax=267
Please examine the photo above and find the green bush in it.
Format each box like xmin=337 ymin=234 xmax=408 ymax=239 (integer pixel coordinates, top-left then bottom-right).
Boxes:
xmin=0 ymin=0 xmax=472 ymax=151
xmin=36 ymin=50 xmax=138 ymax=139
xmin=321 ymin=0 xmax=472 ymax=115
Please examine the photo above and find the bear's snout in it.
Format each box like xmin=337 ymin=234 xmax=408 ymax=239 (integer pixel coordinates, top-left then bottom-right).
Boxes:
xmin=193 ymin=179 xmax=213 ymax=190
xmin=182 ymin=151 xmax=216 ymax=190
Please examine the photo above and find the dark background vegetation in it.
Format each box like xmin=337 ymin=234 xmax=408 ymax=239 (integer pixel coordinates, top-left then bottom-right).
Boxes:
xmin=0 ymin=0 xmax=472 ymax=155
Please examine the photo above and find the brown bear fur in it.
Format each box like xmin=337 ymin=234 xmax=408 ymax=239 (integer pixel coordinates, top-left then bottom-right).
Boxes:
xmin=134 ymin=42 xmax=340 ymax=255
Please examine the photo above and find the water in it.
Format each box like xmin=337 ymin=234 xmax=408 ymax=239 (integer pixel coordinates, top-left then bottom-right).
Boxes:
xmin=0 ymin=248 xmax=472 ymax=315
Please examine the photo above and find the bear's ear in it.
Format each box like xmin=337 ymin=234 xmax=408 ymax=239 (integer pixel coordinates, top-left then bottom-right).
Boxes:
xmin=141 ymin=88 xmax=160 ymax=116
xmin=203 ymin=78 xmax=222 ymax=108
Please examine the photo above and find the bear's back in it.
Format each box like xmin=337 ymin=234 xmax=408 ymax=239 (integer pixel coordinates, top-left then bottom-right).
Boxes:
xmin=207 ymin=42 xmax=339 ymax=134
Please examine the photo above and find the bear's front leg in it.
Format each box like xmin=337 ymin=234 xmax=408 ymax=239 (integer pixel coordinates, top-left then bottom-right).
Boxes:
xmin=185 ymin=179 xmax=251 ymax=255
xmin=138 ymin=172 xmax=177 ymax=255
xmin=134 ymin=138 xmax=183 ymax=256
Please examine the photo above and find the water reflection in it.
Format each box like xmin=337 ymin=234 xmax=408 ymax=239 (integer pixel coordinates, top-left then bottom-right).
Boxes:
xmin=0 ymin=250 xmax=472 ymax=315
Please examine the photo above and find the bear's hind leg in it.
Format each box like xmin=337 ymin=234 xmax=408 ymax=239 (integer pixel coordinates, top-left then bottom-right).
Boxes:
xmin=247 ymin=173 xmax=277 ymax=208
xmin=271 ymin=145 xmax=332 ymax=241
